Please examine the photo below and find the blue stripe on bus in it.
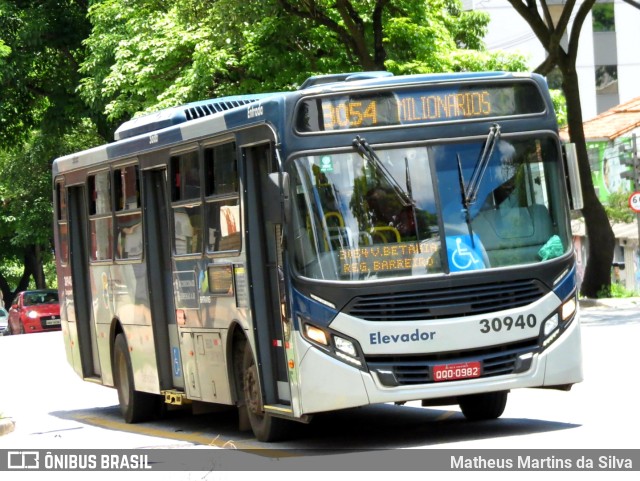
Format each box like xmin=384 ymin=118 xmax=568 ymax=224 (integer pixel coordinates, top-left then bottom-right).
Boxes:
xmin=553 ymin=265 xmax=576 ymax=302
xmin=291 ymin=287 xmax=338 ymax=329
xmin=106 ymin=128 xmax=183 ymax=160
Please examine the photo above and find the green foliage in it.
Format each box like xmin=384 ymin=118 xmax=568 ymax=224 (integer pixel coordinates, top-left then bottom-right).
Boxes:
xmin=0 ymin=0 xmax=91 ymax=146
xmin=550 ymin=89 xmax=568 ymax=128
xmin=610 ymin=282 xmax=639 ymax=298
xmin=604 ymin=191 xmax=637 ymax=223
xmin=1 ymin=0 xmax=531 ymax=292
xmin=79 ymin=0 xmax=528 ymax=123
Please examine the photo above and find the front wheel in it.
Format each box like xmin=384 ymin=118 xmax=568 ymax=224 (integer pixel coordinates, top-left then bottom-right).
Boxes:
xmin=458 ymin=391 xmax=508 ymax=421
xmin=113 ymin=333 xmax=160 ymax=423
xmin=242 ymin=345 xmax=289 ymax=442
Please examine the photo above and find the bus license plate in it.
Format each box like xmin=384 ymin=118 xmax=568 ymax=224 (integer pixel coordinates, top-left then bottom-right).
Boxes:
xmin=432 ymin=361 xmax=481 ymax=382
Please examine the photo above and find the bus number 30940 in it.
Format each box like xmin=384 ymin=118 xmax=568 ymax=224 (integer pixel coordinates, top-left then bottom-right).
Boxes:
xmin=479 ymin=314 xmax=537 ymax=333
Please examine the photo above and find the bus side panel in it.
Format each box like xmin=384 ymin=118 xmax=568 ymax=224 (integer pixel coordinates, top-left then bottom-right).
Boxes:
xmin=91 ymin=262 xmax=160 ymax=394
xmin=57 ymin=265 xmax=82 ymax=377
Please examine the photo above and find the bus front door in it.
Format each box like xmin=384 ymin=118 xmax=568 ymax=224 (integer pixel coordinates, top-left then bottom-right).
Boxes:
xmin=243 ymin=143 xmax=293 ymax=412
xmin=67 ymin=185 xmax=101 ymax=379
xmin=142 ymin=167 xmax=183 ymax=391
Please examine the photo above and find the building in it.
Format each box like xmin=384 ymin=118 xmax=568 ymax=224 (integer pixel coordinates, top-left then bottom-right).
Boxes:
xmin=560 ymin=97 xmax=640 ymax=293
xmin=463 ymin=0 xmax=640 ymax=120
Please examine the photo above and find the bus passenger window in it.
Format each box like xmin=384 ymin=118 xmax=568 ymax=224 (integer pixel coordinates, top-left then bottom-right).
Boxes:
xmin=90 ymin=217 xmax=113 ymax=261
xmin=89 ymin=171 xmax=111 ymax=215
xmin=88 ymin=171 xmax=113 ymax=261
xmin=116 ymin=213 xmax=142 ymax=259
xmin=204 ymin=141 xmax=240 ymax=254
xmin=114 ymin=165 xmax=143 ymax=260
xmin=171 ymin=151 xmax=200 ymax=201
xmin=205 ymin=143 xmax=238 ymax=196
xmin=174 ymin=205 xmax=202 ymax=255
xmin=206 ymin=200 xmax=240 ymax=252
xmin=114 ymin=165 xmax=140 ymax=211
xmin=55 ymin=182 xmax=69 ymax=264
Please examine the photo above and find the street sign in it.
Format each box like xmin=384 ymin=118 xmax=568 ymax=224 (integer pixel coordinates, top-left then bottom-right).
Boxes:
xmin=629 ymin=191 xmax=640 ymax=213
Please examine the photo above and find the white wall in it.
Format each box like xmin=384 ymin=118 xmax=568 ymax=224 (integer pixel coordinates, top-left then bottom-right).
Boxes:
xmin=466 ymin=0 xmax=640 ymax=122
xmin=615 ymin=2 xmax=640 ymax=106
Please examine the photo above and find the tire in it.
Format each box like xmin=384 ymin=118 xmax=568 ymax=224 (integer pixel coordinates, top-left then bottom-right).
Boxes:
xmin=113 ymin=333 xmax=159 ymax=423
xmin=242 ymin=344 xmax=289 ymax=442
xmin=459 ymin=391 xmax=508 ymax=421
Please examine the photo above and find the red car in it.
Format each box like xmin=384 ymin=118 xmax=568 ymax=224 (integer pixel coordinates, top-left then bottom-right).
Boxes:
xmin=8 ymin=289 xmax=61 ymax=334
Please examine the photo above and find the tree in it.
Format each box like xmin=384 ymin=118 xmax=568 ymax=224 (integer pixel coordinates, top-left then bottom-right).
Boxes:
xmin=79 ymin=0 xmax=528 ymax=132
xmin=506 ymin=0 xmax=618 ymax=298
xmin=0 ymin=0 xmax=104 ymax=304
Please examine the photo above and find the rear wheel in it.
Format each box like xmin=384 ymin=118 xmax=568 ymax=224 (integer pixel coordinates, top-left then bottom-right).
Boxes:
xmin=459 ymin=391 xmax=508 ymax=421
xmin=242 ymin=344 xmax=289 ymax=442
xmin=113 ymin=333 xmax=159 ymax=423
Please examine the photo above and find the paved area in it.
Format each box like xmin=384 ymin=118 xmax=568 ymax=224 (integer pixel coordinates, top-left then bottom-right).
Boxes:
xmin=579 ymin=297 xmax=640 ymax=310
xmin=0 ymin=297 xmax=636 ymax=438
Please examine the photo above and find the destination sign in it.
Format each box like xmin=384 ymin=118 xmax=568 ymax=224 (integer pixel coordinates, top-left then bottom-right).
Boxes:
xmin=339 ymin=241 xmax=440 ymax=275
xmin=296 ymin=82 xmax=545 ymax=132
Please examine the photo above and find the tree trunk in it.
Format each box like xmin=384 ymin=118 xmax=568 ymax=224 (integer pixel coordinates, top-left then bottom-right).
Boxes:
xmin=562 ymin=69 xmax=615 ymax=297
xmin=24 ymin=245 xmax=47 ymax=289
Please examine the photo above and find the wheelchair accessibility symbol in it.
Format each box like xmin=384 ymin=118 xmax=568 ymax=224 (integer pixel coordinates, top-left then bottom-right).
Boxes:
xmin=446 ymin=235 xmax=486 ymax=272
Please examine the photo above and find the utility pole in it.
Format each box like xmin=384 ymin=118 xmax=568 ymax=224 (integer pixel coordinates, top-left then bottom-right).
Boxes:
xmin=620 ymin=133 xmax=640 ymax=291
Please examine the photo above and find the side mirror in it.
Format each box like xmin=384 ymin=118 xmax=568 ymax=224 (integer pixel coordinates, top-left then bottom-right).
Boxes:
xmin=562 ymin=143 xmax=583 ymax=211
xmin=266 ymin=172 xmax=291 ymax=223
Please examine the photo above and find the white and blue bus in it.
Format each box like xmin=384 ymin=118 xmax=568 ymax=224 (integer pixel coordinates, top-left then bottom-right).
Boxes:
xmin=53 ymin=71 xmax=584 ymax=442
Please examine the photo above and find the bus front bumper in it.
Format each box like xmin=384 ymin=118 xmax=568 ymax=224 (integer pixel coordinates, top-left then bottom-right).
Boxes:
xmin=296 ymin=314 xmax=582 ymax=415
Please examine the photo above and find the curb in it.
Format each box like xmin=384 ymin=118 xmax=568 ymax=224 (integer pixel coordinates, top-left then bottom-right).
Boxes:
xmin=0 ymin=418 xmax=15 ymax=436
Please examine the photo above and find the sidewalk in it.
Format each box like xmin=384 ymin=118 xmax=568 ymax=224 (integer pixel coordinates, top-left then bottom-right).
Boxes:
xmin=579 ymin=297 xmax=640 ymax=309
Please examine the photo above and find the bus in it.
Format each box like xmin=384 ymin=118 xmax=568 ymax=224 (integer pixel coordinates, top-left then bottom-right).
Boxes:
xmin=52 ymin=71 xmax=584 ymax=442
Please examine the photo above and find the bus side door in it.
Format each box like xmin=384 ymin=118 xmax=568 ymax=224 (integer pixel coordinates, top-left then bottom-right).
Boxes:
xmin=243 ymin=141 xmax=293 ymax=410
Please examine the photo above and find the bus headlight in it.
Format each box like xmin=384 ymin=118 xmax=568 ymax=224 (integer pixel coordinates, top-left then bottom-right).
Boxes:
xmin=334 ymin=336 xmax=357 ymax=358
xmin=561 ymin=297 xmax=576 ymax=321
xmin=541 ymin=295 xmax=577 ymax=350
xmin=543 ymin=314 xmax=559 ymax=337
xmin=542 ymin=314 xmax=560 ymax=348
xmin=301 ymin=318 xmax=365 ymax=369
xmin=304 ymin=324 xmax=329 ymax=346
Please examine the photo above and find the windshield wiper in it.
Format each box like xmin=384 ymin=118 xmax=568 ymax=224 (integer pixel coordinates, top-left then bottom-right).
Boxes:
xmin=465 ymin=123 xmax=501 ymax=205
xmin=352 ymin=135 xmax=411 ymax=207
xmin=456 ymin=123 xmax=501 ymax=246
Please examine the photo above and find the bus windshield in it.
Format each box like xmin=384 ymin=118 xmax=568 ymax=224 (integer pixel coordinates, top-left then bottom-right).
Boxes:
xmin=291 ymin=135 xmax=571 ymax=281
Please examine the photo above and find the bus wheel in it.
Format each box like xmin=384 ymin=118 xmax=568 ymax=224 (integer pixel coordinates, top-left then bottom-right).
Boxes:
xmin=458 ymin=391 xmax=508 ymax=421
xmin=113 ymin=333 xmax=159 ymax=423
xmin=242 ymin=345 xmax=288 ymax=442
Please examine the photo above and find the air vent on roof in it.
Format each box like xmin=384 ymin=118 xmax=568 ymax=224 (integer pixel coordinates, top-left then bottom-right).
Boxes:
xmin=114 ymin=94 xmax=274 ymax=141
xmin=184 ymin=98 xmax=261 ymax=121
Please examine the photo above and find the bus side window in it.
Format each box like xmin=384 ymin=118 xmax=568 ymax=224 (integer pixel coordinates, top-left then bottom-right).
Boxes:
xmin=174 ymin=205 xmax=202 ymax=255
xmin=171 ymin=150 xmax=203 ymax=256
xmin=204 ymin=142 xmax=240 ymax=254
xmin=171 ymin=151 xmax=200 ymax=201
xmin=55 ymin=182 xmax=69 ymax=265
xmin=115 ymin=165 xmax=143 ymax=260
xmin=88 ymin=171 xmax=113 ymax=261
